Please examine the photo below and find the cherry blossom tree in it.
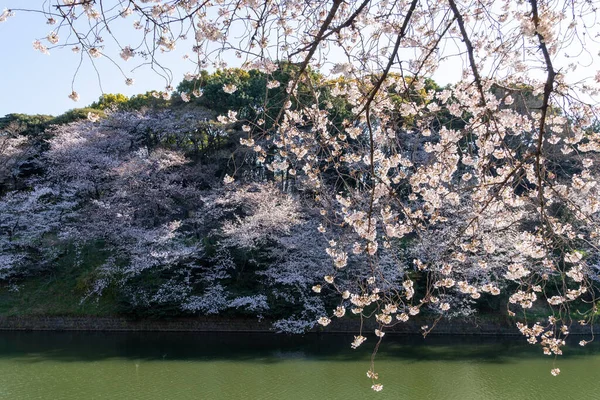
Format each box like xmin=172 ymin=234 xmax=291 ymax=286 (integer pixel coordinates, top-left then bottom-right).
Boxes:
xmin=0 ymin=186 xmax=78 ymax=280
xmin=1 ymin=110 xmax=332 ymax=327
xmin=0 ymin=116 xmax=50 ymax=193
xmin=3 ymin=0 xmax=600 ymax=389
xmin=41 ymin=112 xmax=220 ymax=311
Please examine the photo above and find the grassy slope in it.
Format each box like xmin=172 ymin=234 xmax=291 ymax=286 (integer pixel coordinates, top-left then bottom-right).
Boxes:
xmin=0 ymin=247 xmax=119 ymax=317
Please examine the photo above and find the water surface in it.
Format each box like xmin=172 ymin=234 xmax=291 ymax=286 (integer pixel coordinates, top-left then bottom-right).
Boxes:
xmin=0 ymin=331 xmax=598 ymax=399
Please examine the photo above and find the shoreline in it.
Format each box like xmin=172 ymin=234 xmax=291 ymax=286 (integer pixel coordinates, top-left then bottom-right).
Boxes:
xmin=0 ymin=315 xmax=595 ymax=335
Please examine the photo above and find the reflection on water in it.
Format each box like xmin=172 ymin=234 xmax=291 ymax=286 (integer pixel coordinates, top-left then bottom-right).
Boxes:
xmin=0 ymin=331 xmax=598 ymax=399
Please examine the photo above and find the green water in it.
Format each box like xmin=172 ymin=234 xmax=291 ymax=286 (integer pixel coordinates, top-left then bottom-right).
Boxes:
xmin=0 ymin=331 xmax=598 ymax=399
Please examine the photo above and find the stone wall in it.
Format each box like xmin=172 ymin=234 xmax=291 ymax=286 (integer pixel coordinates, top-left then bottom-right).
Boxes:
xmin=0 ymin=315 xmax=596 ymax=335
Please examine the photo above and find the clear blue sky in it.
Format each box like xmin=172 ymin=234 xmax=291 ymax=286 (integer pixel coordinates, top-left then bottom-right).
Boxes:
xmin=0 ymin=1 xmax=197 ymax=117
xmin=2 ymin=1 xmax=598 ymax=118
xmin=0 ymin=1 xmax=466 ymax=118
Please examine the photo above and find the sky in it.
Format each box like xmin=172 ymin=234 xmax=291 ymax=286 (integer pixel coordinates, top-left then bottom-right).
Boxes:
xmin=2 ymin=1 xmax=596 ymax=118
xmin=0 ymin=1 xmax=197 ymax=117
xmin=0 ymin=1 xmax=460 ymax=117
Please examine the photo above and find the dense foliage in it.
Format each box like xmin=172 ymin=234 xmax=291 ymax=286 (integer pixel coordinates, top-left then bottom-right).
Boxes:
xmin=0 ymin=100 xmax=335 ymax=332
